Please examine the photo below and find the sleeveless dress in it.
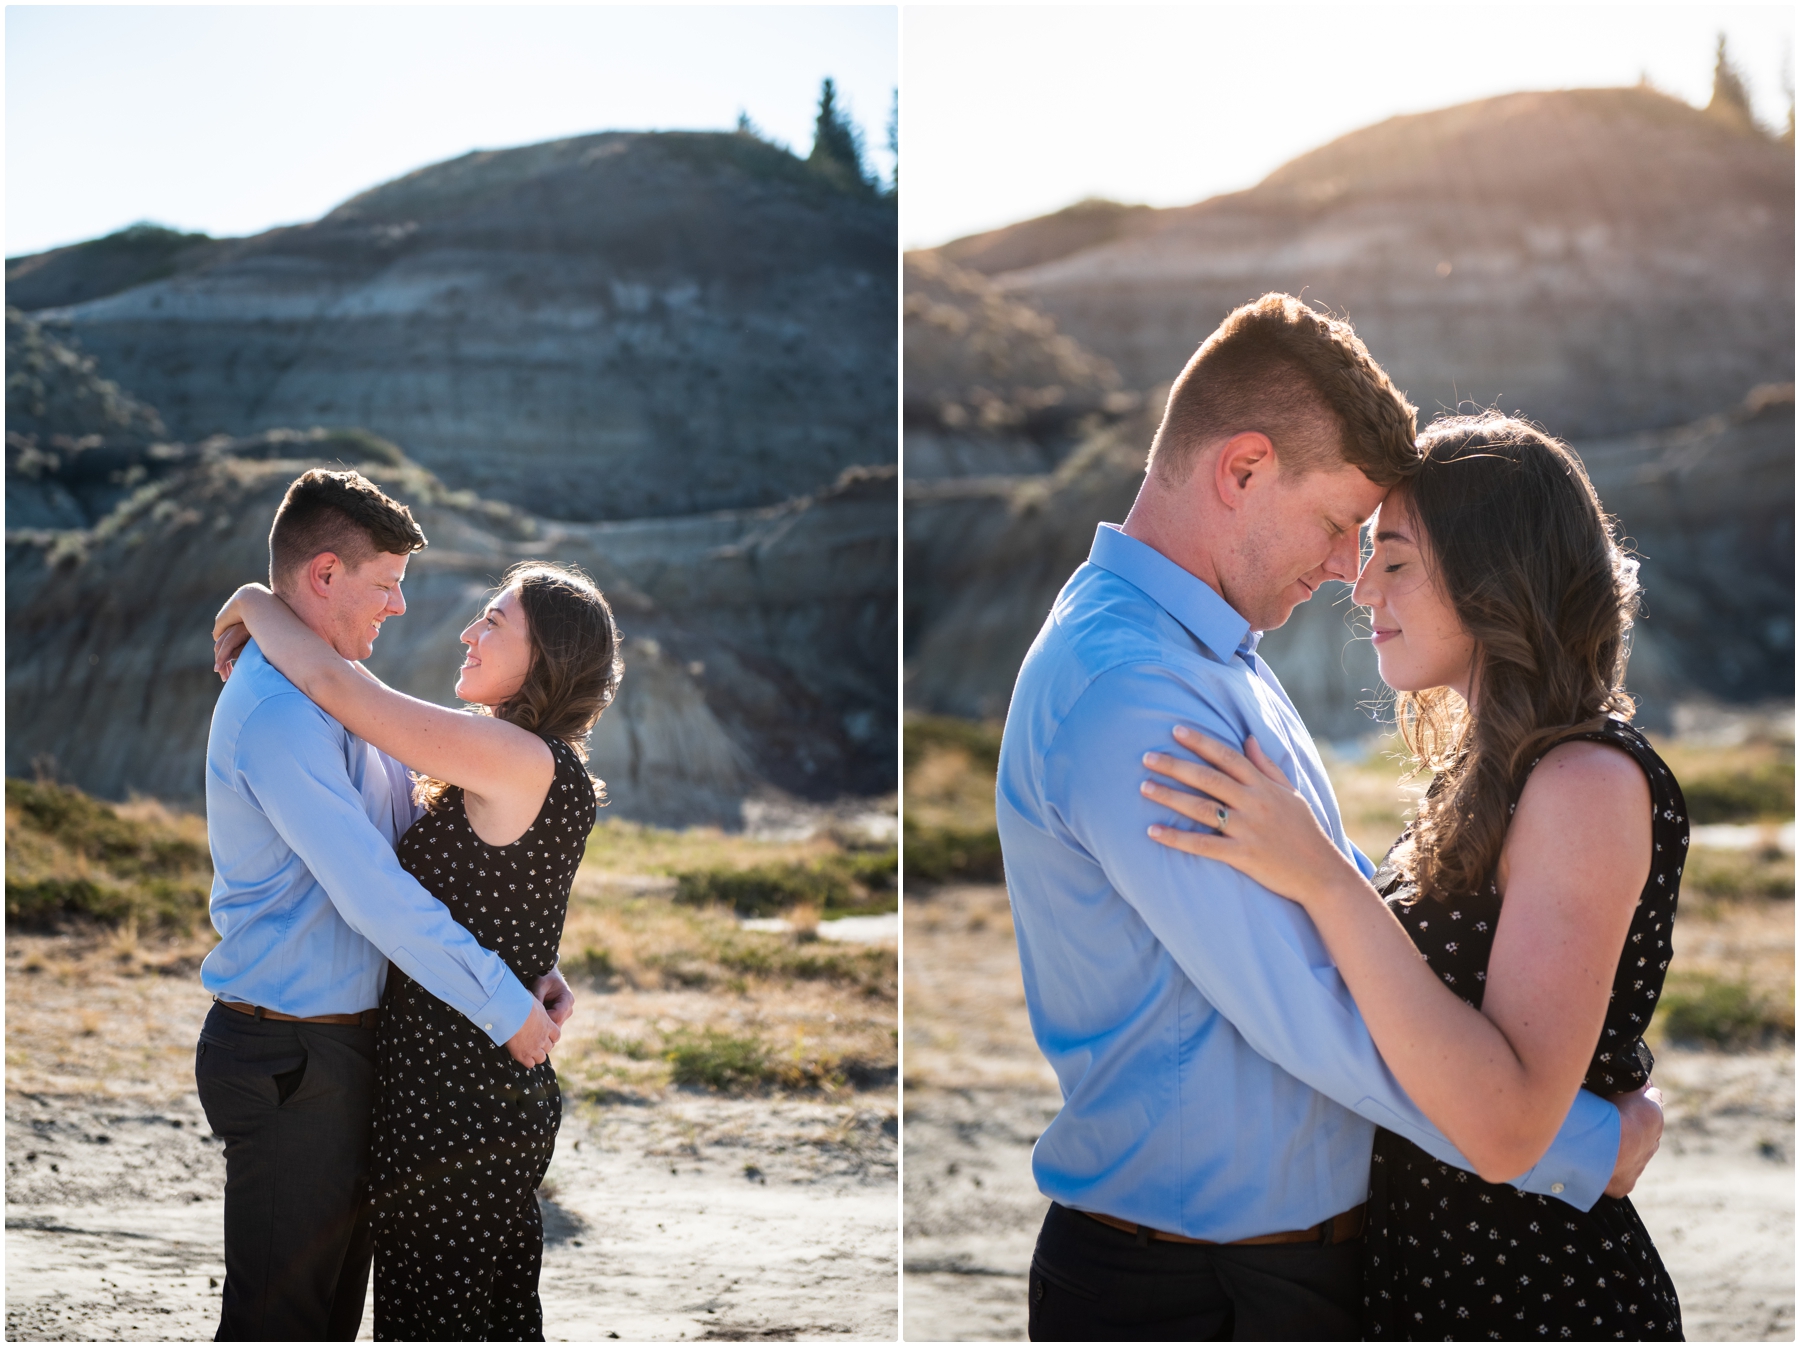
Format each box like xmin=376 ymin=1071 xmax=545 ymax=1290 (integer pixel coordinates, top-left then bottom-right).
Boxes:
xmin=1362 ymin=719 xmax=1686 ymax=1341
xmin=371 ymin=736 xmax=595 ymax=1341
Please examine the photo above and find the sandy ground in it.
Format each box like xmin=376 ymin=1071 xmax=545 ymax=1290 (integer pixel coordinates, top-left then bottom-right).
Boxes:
xmin=901 ymin=883 xmax=1796 ymax=1343
xmin=5 ymin=932 xmax=898 ymax=1343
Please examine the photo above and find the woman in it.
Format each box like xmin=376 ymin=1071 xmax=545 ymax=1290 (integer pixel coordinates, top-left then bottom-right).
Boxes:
xmin=212 ymin=561 xmax=622 ymax=1341
xmin=1138 ymin=414 xmax=1684 ymax=1340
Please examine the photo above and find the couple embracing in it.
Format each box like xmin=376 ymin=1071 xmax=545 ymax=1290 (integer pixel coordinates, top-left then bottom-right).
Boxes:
xmin=1002 ymin=294 xmax=1687 ymax=1340
xmin=196 ymin=469 xmax=619 ymax=1340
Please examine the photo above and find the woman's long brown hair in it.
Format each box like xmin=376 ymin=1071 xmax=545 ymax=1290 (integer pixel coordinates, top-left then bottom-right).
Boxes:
xmin=1387 ymin=413 xmax=1640 ymax=900
xmin=415 ymin=561 xmax=624 ymax=812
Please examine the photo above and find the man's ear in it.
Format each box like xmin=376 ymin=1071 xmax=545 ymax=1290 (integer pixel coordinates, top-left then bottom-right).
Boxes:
xmin=304 ymin=552 xmax=342 ymax=600
xmin=1213 ymin=431 xmax=1276 ymax=511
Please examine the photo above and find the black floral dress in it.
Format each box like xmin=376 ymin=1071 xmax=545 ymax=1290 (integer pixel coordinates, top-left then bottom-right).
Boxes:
xmin=371 ymin=737 xmax=595 ymax=1341
xmin=1363 ymin=720 xmax=1686 ymax=1341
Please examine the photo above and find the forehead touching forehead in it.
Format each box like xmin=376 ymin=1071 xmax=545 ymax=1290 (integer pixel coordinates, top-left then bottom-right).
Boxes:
xmin=1372 ymin=486 xmax=1424 ymax=542
xmin=1290 ymin=458 xmax=1387 ymax=527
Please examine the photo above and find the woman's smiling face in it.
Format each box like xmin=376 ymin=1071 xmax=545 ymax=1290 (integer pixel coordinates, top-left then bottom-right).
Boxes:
xmin=1351 ymin=492 xmax=1477 ymax=701
xmin=455 ymin=585 xmax=533 ymax=706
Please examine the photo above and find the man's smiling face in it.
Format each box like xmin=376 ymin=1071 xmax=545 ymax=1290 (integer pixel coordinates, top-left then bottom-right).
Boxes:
xmin=320 ymin=551 xmax=410 ymax=661
xmin=1225 ymin=459 xmax=1387 ymax=632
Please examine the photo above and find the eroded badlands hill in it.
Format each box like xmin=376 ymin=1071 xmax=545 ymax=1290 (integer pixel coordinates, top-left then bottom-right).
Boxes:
xmin=11 ymin=131 xmax=896 ymax=521
xmin=6 ymin=311 xmax=895 ymax=822
xmin=930 ymin=88 xmax=1792 ymax=442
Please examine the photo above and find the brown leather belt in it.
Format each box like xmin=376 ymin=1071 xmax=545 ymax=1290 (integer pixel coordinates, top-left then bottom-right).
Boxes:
xmin=1081 ymin=1202 xmax=1365 ymax=1247
xmin=215 ymin=997 xmax=379 ymax=1029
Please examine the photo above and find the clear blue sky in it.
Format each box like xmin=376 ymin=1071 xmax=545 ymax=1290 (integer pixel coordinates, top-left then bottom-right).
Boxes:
xmin=6 ymin=5 xmax=897 ymax=256
xmin=905 ymin=3 xmax=1794 ymax=248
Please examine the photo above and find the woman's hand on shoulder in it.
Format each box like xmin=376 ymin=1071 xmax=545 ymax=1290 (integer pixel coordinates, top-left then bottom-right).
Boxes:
xmin=1139 ymin=725 xmax=1364 ymax=908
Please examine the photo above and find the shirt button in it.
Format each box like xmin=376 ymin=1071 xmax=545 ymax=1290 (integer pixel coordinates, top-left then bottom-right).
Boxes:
xmin=1550 ymin=1182 xmax=1564 ymax=1194
xmin=484 ymin=1023 xmax=493 ymax=1031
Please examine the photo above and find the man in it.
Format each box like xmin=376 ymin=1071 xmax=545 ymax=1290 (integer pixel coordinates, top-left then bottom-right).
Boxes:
xmin=197 ymin=468 xmax=571 ymax=1341
xmin=995 ymin=295 xmax=1664 ymax=1340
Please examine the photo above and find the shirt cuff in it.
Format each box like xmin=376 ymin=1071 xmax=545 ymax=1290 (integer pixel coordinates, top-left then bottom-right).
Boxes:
xmin=1512 ymin=1088 xmax=1620 ymax=1211
xmin=469 ymin=976 xmax=537 ymax=1047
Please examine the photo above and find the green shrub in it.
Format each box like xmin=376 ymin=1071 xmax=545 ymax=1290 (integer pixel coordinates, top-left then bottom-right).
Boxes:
xmin=707 ymin=934 xmax=892 ymax=992
xmin=5 ymin=778 xmax=211 ymax=931
xmin=1655 ymin=976 xmax=1791 ymax=1047
xmin=673 ymin=849 xmax=896 ymax=918
xmin=7 ymin=778 xmax=207 ymax=879
xmin=659 ymin=1026 xmax=855 ymax=1093
xmin=903 ymin=816 xmax=1004 ymax=885
xmin=663 ymin=1028 xmax=775 ymax=1090
xmin=1682 ymin=761 xmax=1794 ymax=824
xmin=5 ymin=876 xmax=134 ymax=927
xmin=567 ymin=945 xmax=618 ymax=981
xmin=591 ymin=1031 xmax=654 ymax=1061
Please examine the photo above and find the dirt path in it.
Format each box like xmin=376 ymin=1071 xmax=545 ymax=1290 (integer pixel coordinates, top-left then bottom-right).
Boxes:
xmin=5 ymin=928 xmax=897 ymax=1342
xmin=902 ymin=883 xmax=1796 ymax=1342
xmin=6 ymin=1089 xmax=897 ymax=1342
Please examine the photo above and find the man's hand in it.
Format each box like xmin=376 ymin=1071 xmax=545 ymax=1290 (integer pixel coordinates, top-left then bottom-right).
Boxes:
xmin=505 ymin=999 xmax=560 ymax=1068
xmin=1605 ymin=1082 xmax=1664 ymax=1198
xmin=531 ymin=966 xmax=576 ymax=1028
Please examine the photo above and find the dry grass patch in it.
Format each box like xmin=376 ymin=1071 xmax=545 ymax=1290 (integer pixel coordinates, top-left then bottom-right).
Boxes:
xmin=1650 ymin=736 xmax=1794 ymax=824
xmin=6 ymin=787 xmax=897 ymax=1110
xmin=580 ymin=816 xmax=852 ymax=879
xmin=5 ymin=779 xmax=213 ymax=932
xmin=904 ymin=716 xmax=1005 ymax=884
xmin=556 ymin=823 xmax=896 ymax=1102
xmin=5 ymin=927 xmax=219 ymax=1103
xmin=1654 ymin=895 xmax=1795 ymax=1048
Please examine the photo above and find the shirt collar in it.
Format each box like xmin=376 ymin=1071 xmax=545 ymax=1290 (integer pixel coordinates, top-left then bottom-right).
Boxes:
xmin=1088 ymin=523 xmax=1256 ymax=662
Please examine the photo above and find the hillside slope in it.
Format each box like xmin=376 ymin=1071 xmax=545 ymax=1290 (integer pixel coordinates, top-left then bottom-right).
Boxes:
xmin=6 ymin=312 xmax=895 ymax=822
xmin=905 ymin=386 xmax=1793 ymax=736
xmin=12 ymin=131 xmax=896 ymax=521
xmin=929 ymin=88 xmax=1792 ymax=442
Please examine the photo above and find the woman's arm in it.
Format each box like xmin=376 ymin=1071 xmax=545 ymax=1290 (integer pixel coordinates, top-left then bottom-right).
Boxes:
xmin=1141 ymin=728 xmax=1649 ymax=1182
xmin=213 ymin=584 xmax=552 ymax=809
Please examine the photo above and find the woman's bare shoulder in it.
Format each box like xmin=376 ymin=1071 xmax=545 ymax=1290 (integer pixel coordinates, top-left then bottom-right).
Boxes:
xmin=1524 ymin=737 xmax=1652 ymax=810
xmin=1505 ymin=736 xmax=1652 ymax=889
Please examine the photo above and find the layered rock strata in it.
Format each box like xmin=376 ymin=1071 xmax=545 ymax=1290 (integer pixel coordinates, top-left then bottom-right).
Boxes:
xmin=932 ymin=88 xmax=1793 ymax=443
xmin=13 ymin=132 xmax=896 ymax=522
xmin=904 ymin=387 xmax=1792 ymax=738
xmin=902 ymin=251 xmax=1129 ymax=478
xmin=7 ymin=440 xmax=896 ymax=823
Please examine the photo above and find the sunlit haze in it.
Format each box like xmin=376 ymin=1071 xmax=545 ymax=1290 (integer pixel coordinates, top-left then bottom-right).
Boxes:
xmin=6 ymin=5 xmax=897 ymax=257
xmin=904 ymin=4 xmax=1793 ymax=248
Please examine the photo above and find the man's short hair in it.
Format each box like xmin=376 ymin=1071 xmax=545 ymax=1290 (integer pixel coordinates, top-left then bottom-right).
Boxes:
xmin=268 ymin=469 xmax=427 ymax=588
xmin=1145 ymin=293 xmax=1420 ymax=488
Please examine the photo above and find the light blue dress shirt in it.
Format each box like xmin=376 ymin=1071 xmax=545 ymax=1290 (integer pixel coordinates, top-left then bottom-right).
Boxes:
xmin=995 ymin=524 xmax=1620 ymax=1241
xmin=201 ymin=640 xmax=536 ymax=1045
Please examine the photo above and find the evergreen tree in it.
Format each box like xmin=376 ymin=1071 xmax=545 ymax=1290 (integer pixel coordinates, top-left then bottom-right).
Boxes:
xmin=808 ymin=77 xmax=873 ymax=194
xmin=885 ymin=87 xmax=899 ymax=197
xmin=1706 ymin=33 xmax=1758 ymax=131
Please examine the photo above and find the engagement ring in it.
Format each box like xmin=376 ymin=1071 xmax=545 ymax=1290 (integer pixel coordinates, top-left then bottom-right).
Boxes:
xmin=1215 ymin=805 xmax=1230 ymax=830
